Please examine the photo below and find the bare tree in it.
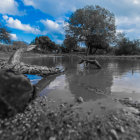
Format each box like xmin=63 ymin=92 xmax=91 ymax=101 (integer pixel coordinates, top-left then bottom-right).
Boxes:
xmin=0 ymin=23 xmax=11 ymax=44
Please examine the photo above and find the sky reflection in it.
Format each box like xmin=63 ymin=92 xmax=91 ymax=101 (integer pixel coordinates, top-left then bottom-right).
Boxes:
xmin=25 ymin=74 xmax=42 ymax=85
xmin=23 ymin=56 xmax=140 ymax=101
xmin=111 ymin=71 xmax=140 ymax=93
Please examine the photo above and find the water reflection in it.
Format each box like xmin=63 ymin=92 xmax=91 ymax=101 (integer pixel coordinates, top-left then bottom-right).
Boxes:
xmin=23 ymin=56 xmax=140 ymax=102
xmin=111 ymin=72 xmax=140 ymax=93
xmin=25 ymin=74 xmax=42 ymax=85
xmin=40 ymin=74 xmax=75 ymax=103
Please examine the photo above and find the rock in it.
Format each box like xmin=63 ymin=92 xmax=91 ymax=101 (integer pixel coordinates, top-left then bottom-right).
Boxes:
xmin=76 ymin=97 xmax=84 ymax=103
xmin=110 ymin=129 xmax=119 ymax=140
xmin=0 ymin=70 xmax=34 ymax=118
xmin=60 ymin=104 xmax=65 ymax=108
xmin=112 ymin=115 xmax=118 ymax=121
xmin=100 ymin=105 xmax=106 ymax=110
xmin=123 ymin=97 xmax=133 ymax=101
xmin=49 ymin=137 xmax=56 ymax=140
xmin=116 ymin=126 xmax=125 ymax=133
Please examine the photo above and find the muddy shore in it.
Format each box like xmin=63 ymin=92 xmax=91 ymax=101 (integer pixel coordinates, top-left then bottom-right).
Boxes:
xmin=1 ymin=53 xmax=140 ymax=139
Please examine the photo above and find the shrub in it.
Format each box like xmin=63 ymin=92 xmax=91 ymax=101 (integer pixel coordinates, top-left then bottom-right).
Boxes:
xmin=115 ymin=34 xmax=140 ymax=55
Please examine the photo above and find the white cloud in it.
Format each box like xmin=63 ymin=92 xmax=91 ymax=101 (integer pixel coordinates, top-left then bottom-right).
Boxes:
xmin=10 ymin=33 xmax=18 ymax=40
xmin=40 ymin=18 xmax=66 ymax=44
xmin=116 ymin=30 xmax=123 ymax=33
xmin=22 ymin=0 xmax=79 ymax=16
xmin=133 ymin=0 xmax=140 ymax=4
xmin=22 ymin=0 xmax=140 ymax=17
xmin=0 ymin=0 xmax=23 ymax=15
xmin=56 ymin=39 xmax=63 ymax=44
xmin=116 ymin=16 xmax=140 ymax=33
xmin=23 ymin=0 xmax=35 ymax=6
xmin=41 ymin=19 xmax=59 ymax=30
xmin=116 ymin=16 xmax=140 ymax=26
xmin=40 ymin=18 xmax=66 ymax=35
xmin=3 ymin=15 xmax=41 ymax=34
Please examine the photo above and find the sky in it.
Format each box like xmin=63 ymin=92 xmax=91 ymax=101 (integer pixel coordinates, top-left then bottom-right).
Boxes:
xmin=0 ymin=0 xmax=140 ymax=44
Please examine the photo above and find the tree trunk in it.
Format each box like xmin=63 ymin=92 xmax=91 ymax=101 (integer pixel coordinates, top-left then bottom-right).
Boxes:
xmin=86 ymin=45 xmax=90 ymax=56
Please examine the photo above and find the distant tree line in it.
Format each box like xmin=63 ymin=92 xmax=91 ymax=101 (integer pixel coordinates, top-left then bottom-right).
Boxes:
xmin=114 ymin=33 xmax=140 ymax=55
xmin=0 ymin=41 xmax=28 ymax=52
xmin=0 ymin=23 xmax=11 ymax=44
xmin=0 ymin=23 xmax=28 ymax=52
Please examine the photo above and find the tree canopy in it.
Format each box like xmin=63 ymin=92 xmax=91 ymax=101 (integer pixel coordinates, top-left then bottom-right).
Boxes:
xmin=0 ymin=23 xmax=11 ymax=44
xmin=65 ymin=5 xmax=116 ymax=54
xmin=35 ymin=36 xmax=57 ymax=52
xmin=115 ymin=33 xmax=140 ymax=55
xmin=63 ymin=35 xmax=78 ymax=52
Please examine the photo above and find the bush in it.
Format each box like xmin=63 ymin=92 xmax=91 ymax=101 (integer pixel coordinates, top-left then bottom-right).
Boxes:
xmin=0 ymin=41 xmax=28 ymax=52
xmin=115 ymin=37 xmax=140 ymax=55
xmin=35 ymin=36 xmax=57 ymax=53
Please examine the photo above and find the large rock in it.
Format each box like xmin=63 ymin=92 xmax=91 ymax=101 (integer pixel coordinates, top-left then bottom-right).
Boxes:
xmin=0 ymin=70 xmax=34 ymax=118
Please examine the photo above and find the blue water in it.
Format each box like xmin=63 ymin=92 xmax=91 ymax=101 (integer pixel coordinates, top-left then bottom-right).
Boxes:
xmin=25 ymin=74 xmax=42 ymax=85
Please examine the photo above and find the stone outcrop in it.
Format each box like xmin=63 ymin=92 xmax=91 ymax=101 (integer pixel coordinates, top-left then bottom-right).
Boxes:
xmin=0 ymin=71 xmax=35 ymax=118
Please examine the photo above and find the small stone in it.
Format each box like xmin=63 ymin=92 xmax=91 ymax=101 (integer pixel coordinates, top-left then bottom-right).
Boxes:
xmin=128 ymin=97 xmax=133 ymax=101
xmin=49 ymin=136 xmax=56 ymax=140
xmin=119 ymin=126 xmax=125 ymax=133
xmin=27 ymin=105 xmax=32 ymax=111
xmin=123 ymin=97 xmax=132 ymax=101
xmin=60 ymin=104 xmax=65 ymax=108
xmin=100 ymin=105 xmax=106 ymax=110
xmin=112 ymin=115 xmax=118 ymax=121
xmin=110 ymin=129 xmax=119 ymax=140
xmin=116 ymin=125 xmax=125 ymax=133
xmin=77 ymin=97 xmax=84 ymax=103
xmin=0 ymin=130 xmax=3 ymax=134
xmin=121 ymin=108 xmax=126 ymax=113
xmin=114 ymin=98 xmax=118 ymax=102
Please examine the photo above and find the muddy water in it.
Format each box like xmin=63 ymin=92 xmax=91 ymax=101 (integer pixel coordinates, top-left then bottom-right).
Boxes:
xmin=23 ymin=56 xmax=140 ymax=115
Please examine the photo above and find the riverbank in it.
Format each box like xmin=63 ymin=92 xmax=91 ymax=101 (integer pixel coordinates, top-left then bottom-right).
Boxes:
xmin=0 ymin=95 xmax=140 ymax=140
xmin=2 ymin=51 xmax=140 ymax=60
xmin=1 ymin=52 xmax=140 ymax=139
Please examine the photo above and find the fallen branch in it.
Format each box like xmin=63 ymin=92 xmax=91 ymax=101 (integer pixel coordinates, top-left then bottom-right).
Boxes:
xmin=0 ymin=45 xmax=64 ymax=76
xmin=79 ymin=57 xmax=101 ymax=69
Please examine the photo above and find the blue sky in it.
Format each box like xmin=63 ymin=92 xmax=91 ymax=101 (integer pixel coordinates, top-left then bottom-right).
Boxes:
xmin=0 ymin=0 xmax=140 ymax=44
